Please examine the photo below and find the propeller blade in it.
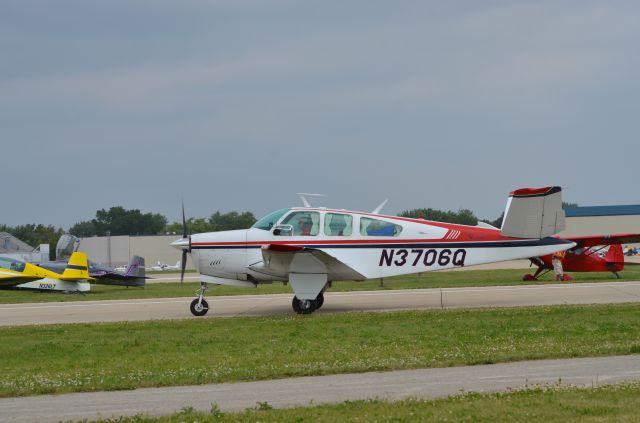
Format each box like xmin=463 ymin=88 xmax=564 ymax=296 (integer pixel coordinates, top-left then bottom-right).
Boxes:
xmin=180 ymin=202 xmax=190 ymax=284
xmin=180 ymin=250 xmax=187 ymax=284
xmin=182 ymin=202 xmax=187 ymax=239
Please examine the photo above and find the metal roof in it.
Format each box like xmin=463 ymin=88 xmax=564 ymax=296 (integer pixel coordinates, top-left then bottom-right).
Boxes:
xmin=565 ymin=205 xmax=640 ymax=218
xmin=0 ymin=232 xmax=34 ymax=253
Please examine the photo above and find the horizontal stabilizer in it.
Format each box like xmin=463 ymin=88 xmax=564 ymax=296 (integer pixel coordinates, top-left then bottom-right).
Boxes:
xmin=476 ymin=221 xmax=498 ymax=230
xmin=501 ymin=187 xmax=565 ymax=239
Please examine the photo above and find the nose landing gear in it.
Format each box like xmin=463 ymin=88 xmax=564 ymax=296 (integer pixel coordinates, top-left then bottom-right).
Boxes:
xmin=190 ymin=282 xmax=209 ymax=316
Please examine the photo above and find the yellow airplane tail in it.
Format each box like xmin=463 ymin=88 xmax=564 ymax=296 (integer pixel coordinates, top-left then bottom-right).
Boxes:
xmin=59 ymin=252 xmax=93 ymax=281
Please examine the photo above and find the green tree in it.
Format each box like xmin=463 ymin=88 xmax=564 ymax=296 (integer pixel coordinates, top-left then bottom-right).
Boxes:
xmin=68 ymin=221 xmax=97 ymax=238
xmin=165 ymin=211 xmax=257 ymax=234
xmin=398 ymin=208 xmax=478 ymax=226
xmin=69 ymin=207 xmax=168 ymax=237
xmin=209 ymin=211 xmax=256 ymax=231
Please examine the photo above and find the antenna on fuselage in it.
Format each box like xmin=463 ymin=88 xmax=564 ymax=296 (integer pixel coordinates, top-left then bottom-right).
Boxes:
xmin=371 ymin=198 xmax=389 ymax=214
xmin=297 ymin=193 xmax=325 ymax=207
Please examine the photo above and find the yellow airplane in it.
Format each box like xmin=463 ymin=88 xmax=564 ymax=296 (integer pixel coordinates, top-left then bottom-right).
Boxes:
xmin=0 ymin=252 xmax=93 ymax=292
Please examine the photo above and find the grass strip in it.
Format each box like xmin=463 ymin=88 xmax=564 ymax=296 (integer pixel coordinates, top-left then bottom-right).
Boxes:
xmin=1 ymin=266 xmax=639 ymax=304
xmin=1 ymin=303 xmax=640 ymax=397
xmin=94 ymin=381 xmax=640 ymax=422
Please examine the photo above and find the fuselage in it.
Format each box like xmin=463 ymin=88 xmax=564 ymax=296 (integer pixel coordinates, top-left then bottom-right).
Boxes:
xmin=175 ymin=207 xmax=575 ymax=286
xmin=536 ymin=244 xmax=625 ymax=273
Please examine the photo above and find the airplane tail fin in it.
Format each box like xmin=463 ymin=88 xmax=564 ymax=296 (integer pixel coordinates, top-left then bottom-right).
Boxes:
xmin=605 ymin=244 xmax=624 ymax=265
xmin=59 ymin=252 xmax=94 ymax=281
xmin=500 ymin=187 xmax=565 ymax=239
xmin=125 ymin=255 xmax=146 ymax=278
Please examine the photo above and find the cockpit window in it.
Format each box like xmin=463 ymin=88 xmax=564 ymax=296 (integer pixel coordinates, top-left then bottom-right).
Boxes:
xmin=278 ymin=211 xmax=320 ymax=236
xmin=360 ymin=217 xmax=402 ymax=237
xmin=252 ymin=208 xmax=290 ymax=231
xmin=0 ymin=257 xmax=26 ymax=272
xmin=324 ymin=213 xmax=353 ymax=236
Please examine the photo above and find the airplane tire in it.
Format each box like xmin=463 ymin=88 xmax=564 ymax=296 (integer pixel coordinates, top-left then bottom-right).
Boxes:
xmin=315 ymin=292 xmax=324 ymax=309
xmin=190 ymin=298 xmax=209 ymax=316
xmin=292 ymin=296 xmax=316 ymax=314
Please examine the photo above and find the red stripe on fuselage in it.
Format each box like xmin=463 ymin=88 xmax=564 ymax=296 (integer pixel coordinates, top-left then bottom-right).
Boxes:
xmin=192 ymin=237 xmax=523 ymax=247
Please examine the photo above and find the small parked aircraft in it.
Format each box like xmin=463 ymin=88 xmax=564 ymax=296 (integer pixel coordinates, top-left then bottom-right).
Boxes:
xmin=172 ymin=186 xmax=575 ymax=315
xmin=0 ymin=252 xmax=93 ymax=292
xmin=150 ymin=261 xmax=181 ymax=271
xmin=36 ymin=255 xmax=146 ymax=287
xmin=523 ymin=234 xmax=640 ymax=280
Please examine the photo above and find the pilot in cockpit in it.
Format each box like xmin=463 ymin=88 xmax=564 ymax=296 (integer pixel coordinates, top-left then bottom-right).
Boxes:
xmin=297 ymin=216 xmax=313 ymax=236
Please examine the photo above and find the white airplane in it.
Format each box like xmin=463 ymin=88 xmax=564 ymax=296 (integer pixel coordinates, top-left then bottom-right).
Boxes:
xmin=172 ymin=187 xmax=575 ymax=316
xmin=150 ymin=261 xmax=181 ymax=271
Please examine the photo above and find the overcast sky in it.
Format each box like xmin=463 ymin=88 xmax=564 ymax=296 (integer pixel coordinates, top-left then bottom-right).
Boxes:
xmin=2 ymin=1 xmax=639 ymax=229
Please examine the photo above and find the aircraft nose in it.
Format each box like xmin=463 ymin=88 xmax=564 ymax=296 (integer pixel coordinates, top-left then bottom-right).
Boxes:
xmin=171 ymin=238 xmax=190 ymax=251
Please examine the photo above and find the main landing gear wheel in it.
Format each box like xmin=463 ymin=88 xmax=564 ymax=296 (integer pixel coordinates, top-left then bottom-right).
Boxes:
xmin=190 ymin=298 xmax=209 ymax=316
xmin=292 ymin=296 xmax=317 ymax=314
xmin=291 ymin=292 xmax=324 ymax=314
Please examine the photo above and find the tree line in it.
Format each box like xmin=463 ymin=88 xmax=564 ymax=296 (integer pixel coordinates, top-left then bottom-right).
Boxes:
xmin=399 ymin=202 xmax=578 ymax=228
xmin=68 ymin=207 xmax=258 ymax=237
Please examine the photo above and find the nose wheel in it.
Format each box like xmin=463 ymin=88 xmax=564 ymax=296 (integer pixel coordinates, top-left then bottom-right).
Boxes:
xmin=190 ymin=283 xmax=209 ymax=316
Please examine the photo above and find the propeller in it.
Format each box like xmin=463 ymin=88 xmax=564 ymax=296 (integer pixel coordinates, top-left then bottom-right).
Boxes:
xmin=180 ymin=202 xmax=190 ymax=284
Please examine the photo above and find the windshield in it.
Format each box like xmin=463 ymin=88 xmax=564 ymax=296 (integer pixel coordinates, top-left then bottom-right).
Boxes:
xmin=0 ymin=257 xmax=26 ymax=272
xmin=252 ymin=208 xmax=290 ymax=231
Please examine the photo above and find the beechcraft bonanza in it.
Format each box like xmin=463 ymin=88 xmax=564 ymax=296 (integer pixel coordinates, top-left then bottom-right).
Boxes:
xmin=0 ymin=252 xmax=93 ymax=292
xmin=172 ymin=186 xmax=576 ymax=316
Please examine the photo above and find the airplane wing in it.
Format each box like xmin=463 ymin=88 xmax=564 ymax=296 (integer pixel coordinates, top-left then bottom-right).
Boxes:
xmin=91 ymin=270 xmax=134 ymax=280
xmin=0 ymin=272 xmax=43 ymax=287
xmin=249 ymin=244 xmax=366 ymax=281
xmin=566 ymin=234 xmax=640 ymax=249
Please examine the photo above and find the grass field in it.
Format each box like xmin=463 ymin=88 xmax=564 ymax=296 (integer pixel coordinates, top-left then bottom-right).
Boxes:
xmin=1 ymin=266 xmax=639 ymax=304
xmin=97 ymin=382 xmax=640 ymax=422
xmin=1 ymin=303 xmax=639 ymax=397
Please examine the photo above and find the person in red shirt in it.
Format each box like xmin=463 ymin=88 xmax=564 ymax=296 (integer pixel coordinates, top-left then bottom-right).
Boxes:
xmin=298 ymin=217 xmax=313 ymax=236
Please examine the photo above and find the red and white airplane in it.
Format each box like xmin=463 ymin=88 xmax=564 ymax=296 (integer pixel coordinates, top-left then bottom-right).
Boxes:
xmin=172 ymin=187 xmax=575 ymax=315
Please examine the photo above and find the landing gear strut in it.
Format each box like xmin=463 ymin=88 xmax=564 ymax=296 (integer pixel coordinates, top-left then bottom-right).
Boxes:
xmin=292 ymin=292 xmax=324 ymax=315
xmin=190 ymin=282 xmax=209 ymax=316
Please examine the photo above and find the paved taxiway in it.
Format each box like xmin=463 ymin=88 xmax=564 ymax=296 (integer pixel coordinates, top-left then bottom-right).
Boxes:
xmin=2 ymin=281 xmax=640 ymax=326
xmin=2 ymin=355 xmax=639 ymax=422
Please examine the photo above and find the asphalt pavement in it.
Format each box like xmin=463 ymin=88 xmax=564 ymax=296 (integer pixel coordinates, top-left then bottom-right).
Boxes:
xmin=1 ymin=355 xmax=639 ymax=422
xmin=1 ymin=281 xmax=640 ymax=326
